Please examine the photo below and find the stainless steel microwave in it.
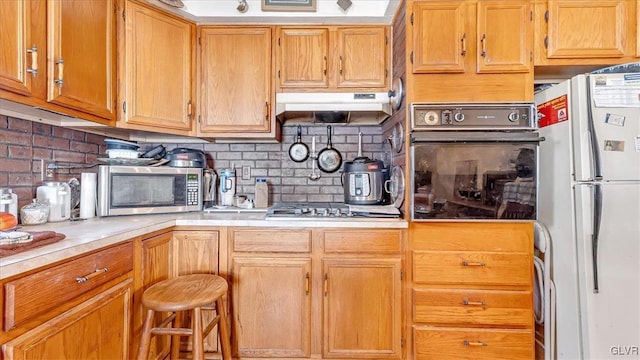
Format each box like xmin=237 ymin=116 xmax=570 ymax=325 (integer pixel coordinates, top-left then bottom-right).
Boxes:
xmin=97 ymin=165 xmax=202 ymax=217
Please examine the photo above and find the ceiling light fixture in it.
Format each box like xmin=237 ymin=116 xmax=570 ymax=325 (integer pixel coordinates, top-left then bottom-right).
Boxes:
xmin=337 ymin=0 xmax=352 ymax=11
xmin=237 ymin=0 xmax=248 ymax=13
xmin=158 ymin=0 xmax=184 ymax=8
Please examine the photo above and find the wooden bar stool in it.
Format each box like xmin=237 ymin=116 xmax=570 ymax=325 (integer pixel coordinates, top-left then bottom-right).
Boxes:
xmin=137 ymin=274 xmax=232 ymax=360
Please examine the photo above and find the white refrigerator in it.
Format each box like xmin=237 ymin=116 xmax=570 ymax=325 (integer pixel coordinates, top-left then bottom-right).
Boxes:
xmin=535 ymin=65 xmax=640 ymax=360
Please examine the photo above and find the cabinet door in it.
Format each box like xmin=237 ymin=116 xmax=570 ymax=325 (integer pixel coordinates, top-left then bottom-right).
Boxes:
xmin=0 ymin=0 xmax=39 ymax=96
xmin=47 ymin=0 xmax=116 ymax=120
xmin=412 ymin=1 xmax=467 ymax=73
xmin=278 ymin=28 xmax=329 ymax=88
xmin=133 ymin=232 xmax=172 ymax=360
xmin=198 ymin=27 xmax=272 ymax=135
xmin=323 ymin=258 xmax=402 ymax=359
xmin=476 ymin=1 xmax=532 ymax=73
xmin=232 ymin=257 xmax=311 ymax=358
xmin=637 ymin=0 xmax=639 ymax=57
xmin=336 ymin=27 xmax=388 ymax=88
xmin=122 ymin=1 xmax=193 ymax=133
xmin=2 ymin=279 xmax=132 ymax=360
xmin=546 ymin=0 xmax=627 ymax=58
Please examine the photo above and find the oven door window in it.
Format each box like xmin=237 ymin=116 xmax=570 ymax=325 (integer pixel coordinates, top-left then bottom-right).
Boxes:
xmin=110 ymin=174 xmax=186 ymax=208
xmin=413 ymin=142 xmax=537 ymax=220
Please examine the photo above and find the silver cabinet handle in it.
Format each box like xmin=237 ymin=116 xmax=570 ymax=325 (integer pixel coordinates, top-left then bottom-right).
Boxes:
xmin=26 ymin=45 xmax=38 ymax=76
xmin=76 ymin=267 xmax=108 ymax=283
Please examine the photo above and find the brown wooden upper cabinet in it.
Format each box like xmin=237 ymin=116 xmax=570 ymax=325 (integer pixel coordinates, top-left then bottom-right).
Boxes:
xmin=412 ymin=0 xmax=532 ymax=74
xmin=535 ymin=0 xmax=638 ymax=65
xmin=276 ymin=26 xmax=389 ymax=91
xmin=197 ymin=27 xmax=274 ymax=138
xmin=118 ymin=1 xmax=195 ymax=136
xmin=0 ymin=0 xmax=116 ymax=124
xmin=637 ymin=0 xmax=640 ymax=57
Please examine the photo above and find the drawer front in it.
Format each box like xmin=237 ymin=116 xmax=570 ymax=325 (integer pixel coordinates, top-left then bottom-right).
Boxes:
xmin=3 ymin=242 xmax=133 ymax=331
xmin=232 ymin=229 xmax=312 ymax=253
xmin=323 ymin=229 xmax=402 ymax=253
xmin=413 ymin=288 xmax=533 ymax=327
xmin=411 ymin=222 xmax=533 ymax=252
xmin=413 ymin=251 xmax=531 ymax=287
xmin=413 ymin=326 xmax=534 ymax=360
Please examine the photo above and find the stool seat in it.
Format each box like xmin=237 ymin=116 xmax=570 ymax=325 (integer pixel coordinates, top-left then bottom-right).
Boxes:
xmin=142 ymin=274 xmax=228 ymax=312
xmin=137 ymin=274 xmax=231 ymax=360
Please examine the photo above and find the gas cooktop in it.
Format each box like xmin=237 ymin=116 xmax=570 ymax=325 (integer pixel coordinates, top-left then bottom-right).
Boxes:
xmin=266 ymin=202 xmax=350 ymax=218
xmin=265 ymin=202 xmax=400 ymax=219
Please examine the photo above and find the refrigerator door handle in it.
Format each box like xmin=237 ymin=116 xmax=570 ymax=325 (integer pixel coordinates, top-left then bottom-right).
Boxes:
xmin=591 ymin=183 xmax=603 ymax=293
xmin=585 ymin=75 xmax=603 ymax=180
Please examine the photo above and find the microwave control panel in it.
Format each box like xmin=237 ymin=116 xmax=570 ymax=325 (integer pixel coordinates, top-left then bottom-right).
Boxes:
xmin=187 ymin=173 xmax=200 ymax=205
xmin=411 ymin=103 xmax=536 ymax=130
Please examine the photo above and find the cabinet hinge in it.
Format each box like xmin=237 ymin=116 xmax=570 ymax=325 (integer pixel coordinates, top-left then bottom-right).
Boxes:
xmin=122 ymin=9 xmax=125 ymax=21
xmin=410 ymin=51 xmax=413 ymax=64
xmin=278 ymin=37 xmax=281 ymax=46
xmin=530 ymin=10 xmax=533 ymax=21
xmin=544 ymin=10 xmax=549 ymax=23
xmin=278 ymin=69 xmax=281 ymax=79
xmin=122 ymin=101 xmax=126 ymax=114
xmin=198 ymin=37 xmax=201 ymax=46
xmin=410 ymin=12 xmax=414 ymax=25
xmin=198 ymin=115 xmax=201 ymax=124
xmin=401 ymin=335 xmax=405 ymax=348
xmin=385 ymin=69 xmax=388 ymax=78
xmin=385 ymin=35 xmax=388 ymax=46
xmin=400 ymin=270 xmax=403 ymax=280
xmin=544 ymin=36 xmax=549 ymax=49
xmin=530 ymin=51 xmax=533 ymax=62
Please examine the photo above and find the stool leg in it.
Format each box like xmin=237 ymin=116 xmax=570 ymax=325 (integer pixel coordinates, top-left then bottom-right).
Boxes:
xmin=216 ymin=298 xmax=232 ymax=360
xmin=137 ymin=309 xmax=155 ymax=360
xmin=170 ymin=311 xmax=183 ymax=360
xmin=192 ymin=307 xmax=204 ymax=360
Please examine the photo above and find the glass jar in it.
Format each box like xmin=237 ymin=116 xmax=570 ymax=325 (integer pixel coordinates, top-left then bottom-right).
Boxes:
xmin=20 ymin=199 xmax=50 ymax=225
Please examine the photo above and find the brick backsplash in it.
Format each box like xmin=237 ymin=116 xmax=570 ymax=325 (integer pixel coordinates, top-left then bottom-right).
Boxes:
xmin=144 ymin=124 xmax=388 ymax=204
xmin=0 ymin=115 xmax=108 ymax=211
xmin=1 ymin=115 xmax=390 ymax=211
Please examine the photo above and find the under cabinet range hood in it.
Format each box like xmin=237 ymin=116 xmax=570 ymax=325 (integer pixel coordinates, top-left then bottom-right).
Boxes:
xmin=275 ymin=92 xmax=392 ymax=125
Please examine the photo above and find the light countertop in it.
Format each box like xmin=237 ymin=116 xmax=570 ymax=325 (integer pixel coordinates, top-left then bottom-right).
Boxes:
xmin=0 ymin=212 xmax=407 ymax=280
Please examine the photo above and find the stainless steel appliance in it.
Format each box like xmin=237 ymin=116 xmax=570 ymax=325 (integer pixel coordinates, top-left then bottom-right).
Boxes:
xmin=410 ymin=102 xmax=543 ymax=220
xmin=266 ymin=202 xmax=350 ymax=219
xmin=97 ymin=165 xmax=202 ymax=217
xmin=166 ymin=148 xmax=206 ymax=168
xmin=342 ymin=132 xmax=389 ymax=205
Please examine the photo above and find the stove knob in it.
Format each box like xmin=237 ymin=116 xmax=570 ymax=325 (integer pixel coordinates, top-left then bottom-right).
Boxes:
xmin=335 ymin=208 xmax=342 ymax=217
xmin=310 ymin=208 xmax=317 ymax=216
xmin=323 ymin=208 xmax=330 ymax=217
xmin=454 ymin=112 xmax=465 ymax=122
xmin=508 ymin=111 xmax=520 ymax=122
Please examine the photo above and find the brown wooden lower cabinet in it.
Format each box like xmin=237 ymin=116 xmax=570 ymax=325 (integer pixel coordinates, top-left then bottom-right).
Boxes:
xmin=410 ymin=222 xmax=535 ymax=360
xmin=1 ymin=242 xmax=134 ymax=360
xmin=230 ymin=227 xmax=404 ymax=360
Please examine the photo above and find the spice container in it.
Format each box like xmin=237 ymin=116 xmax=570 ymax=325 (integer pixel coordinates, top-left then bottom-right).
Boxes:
xmin=20 ymin=200 xmax=49 ymax=225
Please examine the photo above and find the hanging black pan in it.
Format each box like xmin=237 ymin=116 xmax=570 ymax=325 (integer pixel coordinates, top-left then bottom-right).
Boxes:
xmin=288 ymin=125 xmax=309 ymax=162
xmin=317 ymin=125 xmax=342 ymax=173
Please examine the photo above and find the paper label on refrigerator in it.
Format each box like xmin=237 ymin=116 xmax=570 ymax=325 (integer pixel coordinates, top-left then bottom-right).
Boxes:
xmin=592 ymin=74 xmax=640 ymax=107
xmin=604 ymin=113 xmax=626 ymax=127
xmin=537 ymin=94 xmax=569 ymax=128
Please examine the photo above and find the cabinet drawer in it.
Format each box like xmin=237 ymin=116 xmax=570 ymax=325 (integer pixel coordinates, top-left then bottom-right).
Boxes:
xmin=413 ymin=326 xmax=534 ymax=360
xmin=232 ymin=229 xmax=312 ymax=253
xmin=411 ymin=222 xmax=533 ymax=252
xmin=323 ymin=229 xmax=402 ymax=253
xmin=413 ymin=288 xmax=533 ymax=328
xmin=3 ymin=242 xmax=133 ymax=331
xmin=413 ymin=251 xmax=531 ymax=287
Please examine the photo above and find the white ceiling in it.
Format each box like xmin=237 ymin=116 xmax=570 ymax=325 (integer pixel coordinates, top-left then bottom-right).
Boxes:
xmin=147 ymin=0 xmax=400 ymax=24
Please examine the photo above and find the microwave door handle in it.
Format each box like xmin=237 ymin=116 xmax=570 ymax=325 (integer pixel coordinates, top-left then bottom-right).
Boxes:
xmin=411 ymin=133 xmax=545 ymax=143
xmin=585 ymin=75 xmax=603 ymax=180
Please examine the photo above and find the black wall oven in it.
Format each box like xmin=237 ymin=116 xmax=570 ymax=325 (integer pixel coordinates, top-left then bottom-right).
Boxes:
xmin=410 ymin=103 xmax=543 ymax=221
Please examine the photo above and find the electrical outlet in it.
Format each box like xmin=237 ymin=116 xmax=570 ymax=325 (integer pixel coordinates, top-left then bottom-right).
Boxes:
xmin=242 ymin=165 xmax=251 ymax=180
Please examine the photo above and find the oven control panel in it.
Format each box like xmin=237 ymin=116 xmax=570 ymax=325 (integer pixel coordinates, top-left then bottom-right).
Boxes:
xmin=411 ymin=103 xmax=536 ymax=130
